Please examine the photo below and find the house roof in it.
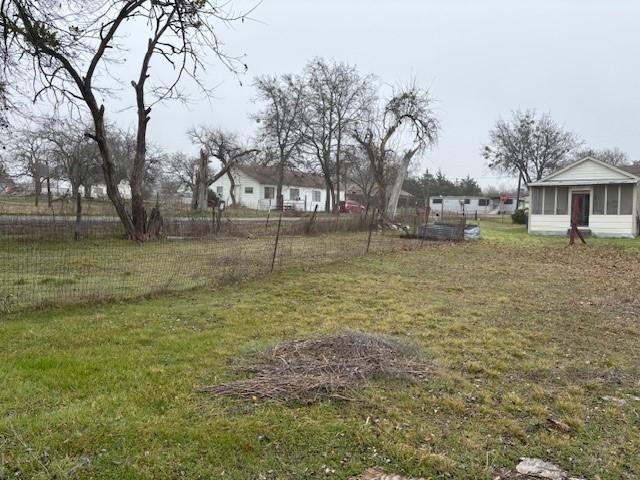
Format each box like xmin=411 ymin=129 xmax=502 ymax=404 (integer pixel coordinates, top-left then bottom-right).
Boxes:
xmin=618 ymin=164 xmax=640 ymax=176
xmin=237 ymin=165 xmax=326 ymax=189
xmin=528 ymin=157 xmax=640 ymax=186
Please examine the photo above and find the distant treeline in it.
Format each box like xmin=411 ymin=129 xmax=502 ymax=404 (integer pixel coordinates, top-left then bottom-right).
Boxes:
xmin=403 ymin=170 xmax=482 ymax=202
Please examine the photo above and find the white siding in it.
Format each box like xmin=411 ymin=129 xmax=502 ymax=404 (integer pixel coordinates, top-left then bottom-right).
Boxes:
xmin=529 ymin=183 xmax=639 ymax=237
xmin=528 ymin=215 xmax=634 ymax=237
xmin=210 ymin=170 xmax=340 ymax=212
xmin=430 ymin=197 xmax=497 ymax=214
xmin=547 ymin=159 xmax=631 ymax=184
xmin=589 ymin=215 xmax=635 ymax=237
xmin=429 ymin=196 xmax=519 ymax=214
xmin=528 ymin=215 xmax=571 ymax=235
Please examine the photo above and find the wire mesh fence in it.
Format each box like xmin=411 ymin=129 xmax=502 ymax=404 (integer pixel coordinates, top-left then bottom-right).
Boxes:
xmin=0 ymin=201 xmax=439 ymax=313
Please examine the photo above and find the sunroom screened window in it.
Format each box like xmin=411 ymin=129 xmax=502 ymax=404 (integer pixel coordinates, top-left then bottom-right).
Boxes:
xmin=593 ymin=186 xmax=605 ymax=215
xmin=556 ymin=187 xmax=568 ymax=215
xmin=620 ymin=184 xmax=634 ymax=215
xmin=543 ymin=187 xmax=555 ymax=215
xmin=531 ymin=187 xmax=542 ymax=214
xmin=606 ymin=185 xmax=619 ymax=215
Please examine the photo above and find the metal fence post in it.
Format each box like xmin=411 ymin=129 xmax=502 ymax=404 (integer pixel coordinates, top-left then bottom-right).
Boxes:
xmin=365 ymin=209 xmax=376 ymax=254
xmin=305 ymin=204 xmax=318 ymax=235
xmin=270 ymin=212 xmax=283 ymax=273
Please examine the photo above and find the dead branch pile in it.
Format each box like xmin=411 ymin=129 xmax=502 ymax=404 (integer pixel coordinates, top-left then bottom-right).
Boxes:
xmin=196 ymin=332 xmax=430 ymax=402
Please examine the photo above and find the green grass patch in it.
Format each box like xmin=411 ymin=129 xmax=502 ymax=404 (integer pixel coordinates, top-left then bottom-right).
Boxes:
xmin=1 ymin=222 xmax=639 ymax=478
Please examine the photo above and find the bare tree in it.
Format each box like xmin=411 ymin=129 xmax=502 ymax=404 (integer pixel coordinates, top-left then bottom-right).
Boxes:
xmin=166 ymin=151 xmax=198 ymax=193
xmin=570 ymin=147 xmax=629 ymax=166
xmin=253 ymin=74 xmax=306 ymax=209
xmin=301 ymin=58 xmax=375 ymax=211
xmin=343 ymin=145 xmax=376 ymax=209
xmin=0 ymin=76 xmax=8 ymax=150
xmin=188 ymin=126 xmax=258 ymax=208
xmin=8 ymin=126 xmax=51 ymax=206
xmin=1 ymin=0 xmax=253 ymax=240
xmin=483 ymin=110 xmax=579 ymax=183
xmin=109 ymin=126 xmax=163 ymax=198
xmin=42 ymin=118 xmax=102 ymax=200
xmin=353 ymin=84 xmax=439 ymax=219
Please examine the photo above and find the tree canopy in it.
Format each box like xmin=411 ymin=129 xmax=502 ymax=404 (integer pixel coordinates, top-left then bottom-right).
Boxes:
xmin=403 ymin=170 xmax=482 ymax=203
xmin=483 ymin=110 xmax=578 ymax=183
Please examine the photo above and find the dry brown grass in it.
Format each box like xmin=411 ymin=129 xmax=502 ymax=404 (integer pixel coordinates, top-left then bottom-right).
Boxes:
xmin=196 ymin=332 xmax=431 ymax=401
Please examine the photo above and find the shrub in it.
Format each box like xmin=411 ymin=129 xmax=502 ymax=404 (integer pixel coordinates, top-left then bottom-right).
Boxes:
xmin=511 ymin=208 xmax=528 ymax=224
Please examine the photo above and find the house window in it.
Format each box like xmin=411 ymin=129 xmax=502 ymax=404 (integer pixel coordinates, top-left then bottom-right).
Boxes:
xmin=593 ymin=185 xmax=605 ymax=215
xmin=556 ymin=187 xmax=568 ymax=215
xmin=244 ymin=186 xmax=254 ymax=194
xmin=620 ymin=184 xmax=634 ymax=215
xmin=264 ymin=186 xmax=275 ymax=199
xmin=289 ymin=188 xmax=300 ymax=201
xmin=312 ymin=190 xmax=321 ymax=202
xmin=531 ymin=187 xmax=542 ymax=214
xmin=504 ymin=198 xmax=514 ymax=205
xmin=606 ymin=185 xmax=619 ymax=215
xmin=543 ymin=187 xmax=555 ymax=215
xmin=432 ymin=198 xmax=443 ymax=204
xmin=478 ymin=199 xmax=490 ymax=206
xmin=464 ymin=199 xmax=470 ymax=205
xmin=216 ymin=186 xmax=223 ymax=196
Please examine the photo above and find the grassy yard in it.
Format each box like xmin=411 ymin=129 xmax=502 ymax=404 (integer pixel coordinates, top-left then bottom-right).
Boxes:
xmin=1 ymin=230 xmax=404 ymax=312
xmin=1 ymin=222 xmax=639 ymax=479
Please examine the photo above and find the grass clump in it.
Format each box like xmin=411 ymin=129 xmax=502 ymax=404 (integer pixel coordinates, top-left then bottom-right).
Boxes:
xmin=197 ymin=332 xmax=430 ymax=402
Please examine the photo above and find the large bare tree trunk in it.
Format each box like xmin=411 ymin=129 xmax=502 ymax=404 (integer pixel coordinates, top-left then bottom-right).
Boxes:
xmin=335 ymin=132 xmax=342 ymax=211
xmin=227 ymin=170 xmax=236 ymax=205
xmin=386 ymin=149 xmax=418 ymax=219
xmin=194 ymin=147 xmax=208 ymax=211
xmin=324 ymin=185 xmax=331 ymax=212
xmin=33 ymin=175 xmax=41 ymax=207
xmin=130 ymin=80 xmax=150 ymax=239
xmin=89 ymin=105 xmax=138 ymax=240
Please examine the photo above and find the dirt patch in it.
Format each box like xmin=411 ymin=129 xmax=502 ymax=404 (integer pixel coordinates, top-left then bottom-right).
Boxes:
xmin=197 ymin=332 xmax=430 ymax=402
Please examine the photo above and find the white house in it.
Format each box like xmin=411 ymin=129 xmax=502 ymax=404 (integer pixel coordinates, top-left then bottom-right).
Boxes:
xmin=429 ymin=195 xmax=522 ymax=215
xmin=527 ymin=157 xmax=640 ymax=238
xmin=211 ymin=165 xmax=343 ymax=212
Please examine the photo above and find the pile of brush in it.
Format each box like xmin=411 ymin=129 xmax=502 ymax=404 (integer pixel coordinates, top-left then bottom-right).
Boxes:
xmin=197 ymin=332 xmax=430 ymax=402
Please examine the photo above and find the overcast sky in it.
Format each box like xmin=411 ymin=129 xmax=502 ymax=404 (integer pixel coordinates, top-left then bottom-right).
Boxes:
xmin=115 ymin=0 xmax=640 ymax=189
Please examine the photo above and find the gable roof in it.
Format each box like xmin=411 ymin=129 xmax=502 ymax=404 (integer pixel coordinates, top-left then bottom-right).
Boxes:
xmin=618 ymin=164 xmax=640 ymax=176
xmin=237 ymin=165 xmax=326 ymax=189
xmin=528 ymin=157 xmax=640 ymax=186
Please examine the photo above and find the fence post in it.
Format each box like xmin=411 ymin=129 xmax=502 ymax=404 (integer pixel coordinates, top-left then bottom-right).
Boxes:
xmin=305 ymin=204 xmax=318 ymax=235
xmin=265 ymin=208 xmax=271 ymax=232
xmin=365 ymin=209 xmax=376 ymax=254
xmin=74 ymin=191 xmax=82 ymax=241
xmin=270 ymin=212 xmax=283 ymax=273
xmin=216 ymin=207 xmax=222 ymax=233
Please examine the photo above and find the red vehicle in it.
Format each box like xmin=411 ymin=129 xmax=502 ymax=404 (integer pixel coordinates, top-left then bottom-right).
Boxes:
xmin=339 ymin=200 xmax=366 ymax=214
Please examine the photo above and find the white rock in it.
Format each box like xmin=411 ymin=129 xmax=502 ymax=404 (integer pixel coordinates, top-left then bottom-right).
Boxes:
xmin=601 ymin=395 xmax=627 ymax=406
xmin=516 ymin=458 xmax=567 ymax=480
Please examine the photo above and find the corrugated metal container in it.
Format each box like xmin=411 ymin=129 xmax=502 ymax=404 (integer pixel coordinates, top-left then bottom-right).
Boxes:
xmin=420 ymin=223 xmax=465 ymax=241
